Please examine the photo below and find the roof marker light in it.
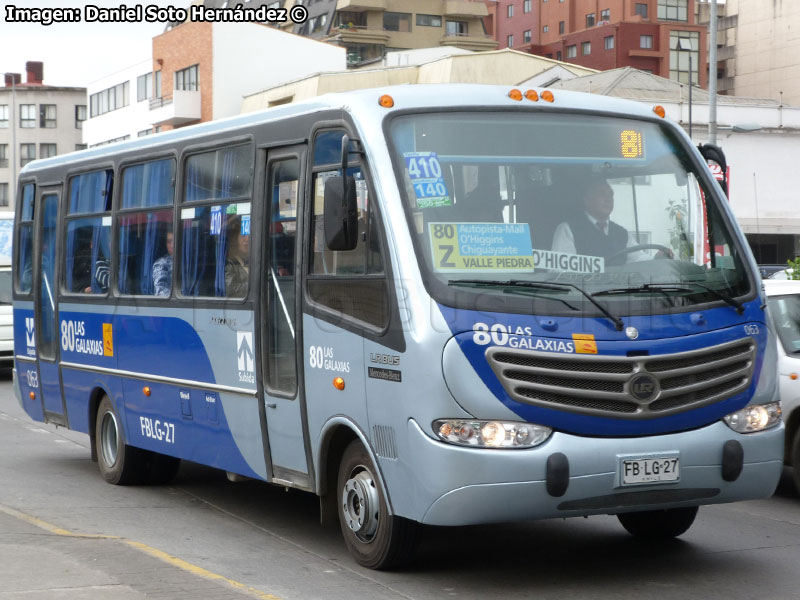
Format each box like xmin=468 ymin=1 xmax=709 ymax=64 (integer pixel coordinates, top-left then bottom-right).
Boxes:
xmin=525 ymin=89 xmax=539 ymax=102
xmin=541 ymin=90 xmax=555 ymax=103
xmin=653 ymin=105 xmax=666 ymax=118
xmin=508 ymin=89 xmax=523 ymax=101
xmin=379 ymin=94 xmax=394 ymax=108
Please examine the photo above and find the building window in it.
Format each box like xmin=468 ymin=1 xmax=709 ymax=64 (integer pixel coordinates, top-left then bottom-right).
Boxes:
xmin=137 ymin=72 xmax=154 ymax=102
xmin=446 ymin=20 xmax=468 ymax=36
xmin=508 ymin=4 xmax=514 ymax=18
xmin=635 ymin=3 xmax=648 ymax=18
xmin=417 ymin=14 xmax=442 ymax=27
xmin=670 ymin=30 xmax=699 ymax=84
xmin=524 ymin=0 xmax=531 ymax=13
xmin=507 ymin=34 xmax=514 ymax=47
xmin=175 ymin=65 xmax=198 ymax=91
xmin=89 ymin=81 xmax=130 ymax=117
xmin=556 ymin=50 xmax=562 ymax=60
xmin=605 ymin=35 xmax=615 ymax=49
xmin=20 ymin=144 xmax=35 ymax=167
xmin=0 ymin=144 xmax=7 ymax=168
xmin=640 ymin=34 xmax=653 ymax=49
xmin=0 ymin=184 xmax=7 ymax=207
xmin=75 ymin=144 xmax=87 ymax=151
xmin=566 ymin=45 xmax=577 ymax=58
xmin=383 ymin=12 xmax=411 ymax=32
xmin=524 ymin=29 xmax=532 ymax=42
xmin=658 ymin=0 xmax=688 ymax=22
xmin=0 ymin=105 xmax=7 ymax=128
xmin=138 ymin=129 xmax=154 ymax=137
xmin=586 ymin=13 xmax=595 ymax=27
xmin=542 ymin=25 xmax=548 ymax=33
xmin=582 ymin=41 xmax=591 ymax=55
xmin=559 ymin=20 xmax=565 ymax=34
xmin=40 ymin=143 xmax=57 ymax=159
xmin=40 ymin=104 xmax=56 ymax=128
xmin=75 ymin=105 xmax=86 ymax=129
xmin=20 ymin=104 xmax=36 ymax=128
xmin=600 ymin=9 xmax=610 ymax=22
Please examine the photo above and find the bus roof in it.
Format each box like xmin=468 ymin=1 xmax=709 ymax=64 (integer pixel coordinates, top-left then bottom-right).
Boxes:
xmin=19 ymin=84 xmax=663 ymax=175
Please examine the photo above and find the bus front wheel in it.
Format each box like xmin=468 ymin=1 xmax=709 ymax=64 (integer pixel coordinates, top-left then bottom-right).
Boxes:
xmin=336 ymin=440 xmax=419 ymax=569
xmin=95 ymin=396 xmax=148 ymax=485
xmin=617 ymin=506 xmax=698 ymax=539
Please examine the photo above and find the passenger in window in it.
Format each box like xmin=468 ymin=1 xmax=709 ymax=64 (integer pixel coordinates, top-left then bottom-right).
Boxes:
xmin=551 ymin=178 xmax=670 ymax=265
xmin=153 ymin=231 xmax=174 ymax=297
xmin=225 ymin=217 xmax=250 ymax=297
xmin=84 ymin=244 xmax=109 ymax=293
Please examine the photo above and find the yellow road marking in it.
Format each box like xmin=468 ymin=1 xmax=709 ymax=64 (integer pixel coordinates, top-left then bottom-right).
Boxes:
xmin=0 ymin=502 xmax=281 ymax=600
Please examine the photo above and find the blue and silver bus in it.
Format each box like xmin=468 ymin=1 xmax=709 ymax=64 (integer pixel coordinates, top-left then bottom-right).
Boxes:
xmin=12 ymin=85 xmax=783 ymax=569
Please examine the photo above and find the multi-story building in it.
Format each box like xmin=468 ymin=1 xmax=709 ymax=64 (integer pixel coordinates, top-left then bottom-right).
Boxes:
xmin=83 ymin=21 xmax=344 ymax=146
xmin=486 ymin=0 xmax=707 ymax=88
xmin=698 ymin=0 xmax=800 ymax=104
xmin=200 ymin=0 xmax=498 ymax=67
xmin=0 ymin=62 xmax=86 ymax=208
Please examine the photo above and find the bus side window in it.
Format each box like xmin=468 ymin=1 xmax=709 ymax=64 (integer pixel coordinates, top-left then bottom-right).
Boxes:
xmin=118 ymin=158 xmax=175 ymax=296
xmin=65 ymin=169 xmax=113 ymax=294
xmin=16 ymin=183 xmax=35 ymax=294
xmin=307 ymin=129 xmax=388 ymax=329
xmin=181 ymin=145 xmax=252 ymax=298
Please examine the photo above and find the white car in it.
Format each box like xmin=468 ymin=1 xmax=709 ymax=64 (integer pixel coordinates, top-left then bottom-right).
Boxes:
xmin=0 ymin=213 xmax=12 ymax=368
xmin=764 ymin=279 xmax=800 ymax=492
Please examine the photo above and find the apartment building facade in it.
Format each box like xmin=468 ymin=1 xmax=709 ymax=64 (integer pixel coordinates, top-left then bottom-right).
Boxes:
xmin=699 ymin=0 xmax=800 ymax=104
xmin=486 ymin=0 xmax=707 ymax=88
xmin=83 ymin=21 xmax=344 ymax=147
xmin=0 ymin=62 xmax=86 ymax=208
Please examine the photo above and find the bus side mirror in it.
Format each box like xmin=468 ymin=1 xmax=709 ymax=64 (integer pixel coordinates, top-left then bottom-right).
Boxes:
xmin=324 ymin=175 xmax=358 ymax=251
xmin=698 ymin=142 xmax=728 ymax=198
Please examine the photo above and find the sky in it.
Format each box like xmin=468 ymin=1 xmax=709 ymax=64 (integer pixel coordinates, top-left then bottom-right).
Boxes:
xmin=1 ymin=1 xmax=187 ymax=87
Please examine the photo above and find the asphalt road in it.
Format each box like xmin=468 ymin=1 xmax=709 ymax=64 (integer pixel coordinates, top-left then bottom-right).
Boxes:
xmin=2 ymin=370 xmax=800 ymax=599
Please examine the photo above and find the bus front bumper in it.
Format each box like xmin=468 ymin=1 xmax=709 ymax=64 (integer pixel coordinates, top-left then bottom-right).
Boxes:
xmin=404 ymin=418 xmax=784 ymax=526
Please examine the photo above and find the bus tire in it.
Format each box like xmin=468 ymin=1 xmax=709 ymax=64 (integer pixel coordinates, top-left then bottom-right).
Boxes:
xmin=617 ymin=506 xmax=699 ymax=539
xmin=336 ymin=440 xmax=419 ymax=570
xmin=791 ymin=430 xmax=800 ymax=496
xmin=95 ymin=396 xmax=147 ymax=485
xmin=147 ymin=453 xmax=181 ymax=485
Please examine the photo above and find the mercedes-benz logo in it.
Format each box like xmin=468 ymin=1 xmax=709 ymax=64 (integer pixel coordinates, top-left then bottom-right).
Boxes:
xmin=630 ymin=374 xmax=659 ymax=401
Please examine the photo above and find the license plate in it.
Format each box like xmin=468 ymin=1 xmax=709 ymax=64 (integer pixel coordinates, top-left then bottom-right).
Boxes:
xmin=622 ymin=457 xmax=680 ymax=485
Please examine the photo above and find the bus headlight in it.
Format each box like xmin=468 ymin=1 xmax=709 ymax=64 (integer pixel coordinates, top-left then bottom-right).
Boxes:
xmin=723 ymin=402 xmax=781 ymax=433
xmin=433 ymin=419 xmax=552 ymax=449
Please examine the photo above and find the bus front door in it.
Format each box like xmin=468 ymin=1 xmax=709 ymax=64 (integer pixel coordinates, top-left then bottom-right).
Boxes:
xmin=35 ymin=189 xmax=66 ymax=425
xmin=260 ymin=150 xmax=310 ymax=488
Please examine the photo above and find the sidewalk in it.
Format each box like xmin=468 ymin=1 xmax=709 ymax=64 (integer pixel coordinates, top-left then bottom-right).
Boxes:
xmin=0 ymin=508 xmax=274 ymax=600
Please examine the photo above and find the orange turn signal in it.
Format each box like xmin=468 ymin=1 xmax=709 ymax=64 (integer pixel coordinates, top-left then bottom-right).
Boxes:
xmin=791 ymin=373 xmax=799 ymax=381
xmin=525 ymin=89 xmax=539 ymax=102
xmin=333 ymin=377 xmax=345 ymax=391
xmin=508 ymin=89 xmax=523 ymax=101
xmin=541 ymin=90 xmax=554 ymax=103
xmin=653 ymin=105 xmax=666 ymax=118
xmin=29 ymin=391 xmax=35 ymax=400
xmin=378 ymin=94 xmax=394 ymax=108
xmin=143 ymin=386 xmax=151 ymax=396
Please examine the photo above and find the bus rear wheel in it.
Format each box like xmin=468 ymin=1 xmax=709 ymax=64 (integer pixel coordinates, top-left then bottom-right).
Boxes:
xmin=336 ymin=440 xmax=419 ymax=570
xmin=617 ymin=506 xmax=699 ymax=539
xmin=95 ymin=396 xmax=148 ymax=485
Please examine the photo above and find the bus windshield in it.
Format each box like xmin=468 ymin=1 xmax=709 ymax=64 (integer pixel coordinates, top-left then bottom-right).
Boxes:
xmin=388 ymin=111 xmax=751 ymax=316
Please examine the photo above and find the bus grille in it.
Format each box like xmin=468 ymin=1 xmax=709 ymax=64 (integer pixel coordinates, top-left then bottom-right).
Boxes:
xmin=486 ymin=338 xmax=756 ymax=419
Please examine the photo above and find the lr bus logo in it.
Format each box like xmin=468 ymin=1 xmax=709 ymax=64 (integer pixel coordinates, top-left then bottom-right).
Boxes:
xmin=25 ymin=318 xmax=35 ymax=355
xmin=237 ymin=331 xmax=255 ymax=384
xmin=630 ymin=374 xmax=658 ymax=401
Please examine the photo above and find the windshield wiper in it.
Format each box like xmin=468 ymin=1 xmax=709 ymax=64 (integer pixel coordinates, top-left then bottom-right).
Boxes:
xmin=593 ymin=281 xmax=744 ymax=315
xmin=448 ymin=279 xmax=624 ymax=331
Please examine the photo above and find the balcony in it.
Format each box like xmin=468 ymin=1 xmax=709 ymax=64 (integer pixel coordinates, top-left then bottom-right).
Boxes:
xmin=149 ymin=90 xmax=201 ymax=126
xmin=443 ymin=0 xmax=488 ymax=18
xmin=335 ymin=0 xmax=387 ymax=11
xmin=328 ymin=25 xmax=390 ymax=45
xmin=440 ymin=32 xmax=498 ymax=51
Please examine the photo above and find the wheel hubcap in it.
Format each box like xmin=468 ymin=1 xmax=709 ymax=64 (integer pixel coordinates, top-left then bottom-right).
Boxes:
xmin=341 ymin=468 xmax=379 ymax=542
xmin=100 ymin=410 xmax=119 ymax=467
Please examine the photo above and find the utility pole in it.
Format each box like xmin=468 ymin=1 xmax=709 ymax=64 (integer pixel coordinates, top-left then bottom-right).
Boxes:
xmin=4 ymin=75 xmax=18 ymax=206
xmin=708 ymin=0 xmax=718 ymax=145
